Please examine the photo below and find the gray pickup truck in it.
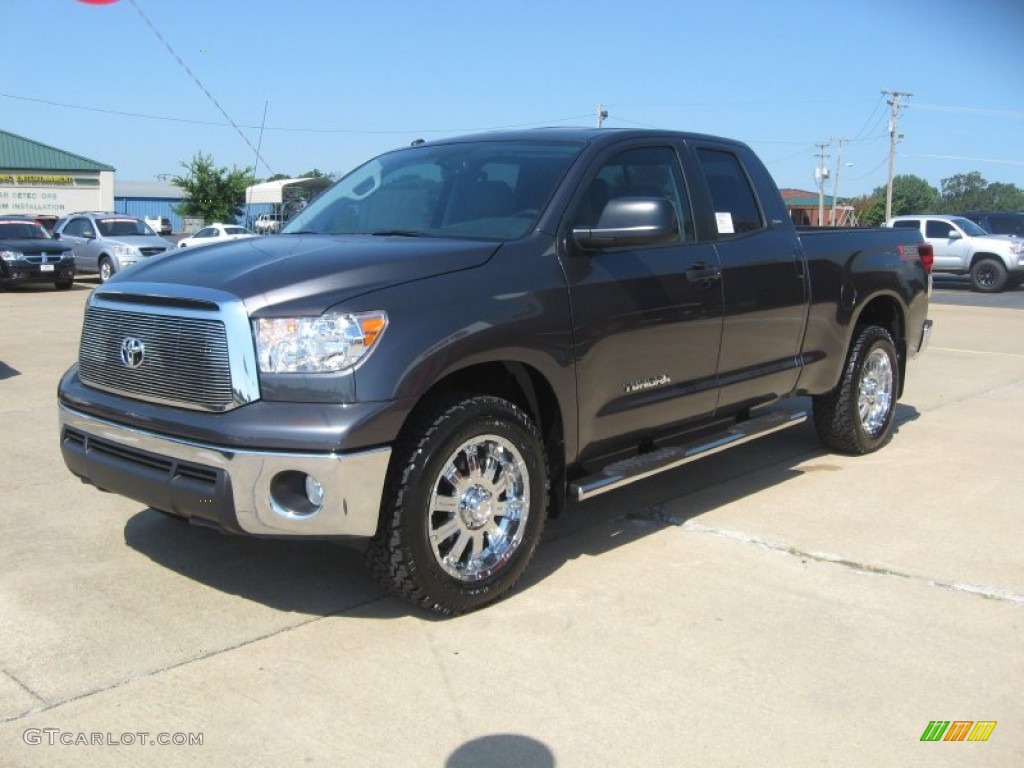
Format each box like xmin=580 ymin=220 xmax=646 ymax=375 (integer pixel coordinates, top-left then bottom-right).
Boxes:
xmin=59 ymin=128 xmax=932 ymax=614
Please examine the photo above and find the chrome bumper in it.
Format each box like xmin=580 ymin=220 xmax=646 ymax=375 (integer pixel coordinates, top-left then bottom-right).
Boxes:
xmin=59 ymin=405 xmax=390 ymax=537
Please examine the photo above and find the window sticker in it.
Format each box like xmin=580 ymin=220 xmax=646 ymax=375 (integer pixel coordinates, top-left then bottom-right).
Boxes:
xmin=715 ymin=212 xmax=735 ymax=234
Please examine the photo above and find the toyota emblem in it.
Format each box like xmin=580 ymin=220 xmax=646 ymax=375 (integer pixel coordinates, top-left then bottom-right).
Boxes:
xmin=119 ymin=337 xmax=146 ymax=369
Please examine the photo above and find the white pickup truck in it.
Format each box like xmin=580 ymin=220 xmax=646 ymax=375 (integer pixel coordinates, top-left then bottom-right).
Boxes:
xmin=886 ymin=214 xmax=1024 ymax=292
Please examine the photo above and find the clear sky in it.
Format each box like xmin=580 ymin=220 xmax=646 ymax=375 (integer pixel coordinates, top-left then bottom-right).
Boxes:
xmin=3 ymin=0 xmax=1023 ymax=199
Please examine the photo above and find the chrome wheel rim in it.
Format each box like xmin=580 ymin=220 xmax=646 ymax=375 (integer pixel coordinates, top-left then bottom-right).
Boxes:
xmin=99 ymin=261 xmax=112 ymax=282
xmin=858 ymin=348 xmax=893 ymax=435
xmin=428 ymin=434 xmax=530 ymax=582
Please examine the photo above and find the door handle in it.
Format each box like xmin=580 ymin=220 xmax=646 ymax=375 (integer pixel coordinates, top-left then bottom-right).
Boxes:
xmin=686 ymin=263 xmax=722 ymax=283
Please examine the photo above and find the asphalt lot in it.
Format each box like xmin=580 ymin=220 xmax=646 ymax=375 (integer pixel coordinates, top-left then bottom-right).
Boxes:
xmin=1 ymin=277 xmax=1021 ymax=767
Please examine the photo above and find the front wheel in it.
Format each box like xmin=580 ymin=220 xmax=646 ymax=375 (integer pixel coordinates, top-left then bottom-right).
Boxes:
xmin=367 ymin=395 xmax=548 ymax=615
xmin=98 ymin=256 xmax=115 ymax=283
xmin=813 ymin=325 xmax=900 ymax=455
xmin=970 ymin=257 xmax=1008 ymax=293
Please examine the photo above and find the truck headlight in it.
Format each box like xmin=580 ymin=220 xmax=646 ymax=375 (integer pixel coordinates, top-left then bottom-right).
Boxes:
xmin=254 ymin=311 xmax=388 ymax=373
xmin=0 ymin=249 xmax=23 ymax=262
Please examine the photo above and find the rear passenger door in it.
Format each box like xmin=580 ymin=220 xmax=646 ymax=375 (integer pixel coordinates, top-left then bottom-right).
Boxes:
xmin=691 ymin=143 xmax=809 ymax=415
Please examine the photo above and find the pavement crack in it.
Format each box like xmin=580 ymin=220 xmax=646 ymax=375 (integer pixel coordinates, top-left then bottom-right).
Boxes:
xmin=0 ymin=592 xmax=388 ymax=725
xmin=680 ymin=522 xmax=1024 ymax=606
xmin=1 ymin=667 xmax=48 ymax=708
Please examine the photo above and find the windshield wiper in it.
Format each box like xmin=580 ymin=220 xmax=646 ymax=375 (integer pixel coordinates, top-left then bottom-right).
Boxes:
xmin=369 ymin=230 xmax=426 ymax=237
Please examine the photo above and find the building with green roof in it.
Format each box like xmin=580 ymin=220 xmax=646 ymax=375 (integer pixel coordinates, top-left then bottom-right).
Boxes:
xmin=0 ymin=130 xmax=115 ymax=218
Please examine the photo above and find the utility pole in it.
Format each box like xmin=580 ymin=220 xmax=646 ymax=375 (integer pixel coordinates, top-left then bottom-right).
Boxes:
xmin=596 ymin=103 xmax=608 ymax=128
xmin=830 ymin=137 xmax=847 ymax=226
xmin=815 ymin=142 xmax=830 ymax=226
xmin=882 ymin=90 xmax=912 ymax=221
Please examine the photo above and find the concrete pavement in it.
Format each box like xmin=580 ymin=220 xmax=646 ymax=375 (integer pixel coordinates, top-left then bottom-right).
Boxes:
xmin=1 ymin=283 xmax=1021 ymax=766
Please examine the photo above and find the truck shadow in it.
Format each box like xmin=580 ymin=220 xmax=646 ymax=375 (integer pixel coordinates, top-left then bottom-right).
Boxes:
xmin=123 ymin=399 xmax=920 ymax=618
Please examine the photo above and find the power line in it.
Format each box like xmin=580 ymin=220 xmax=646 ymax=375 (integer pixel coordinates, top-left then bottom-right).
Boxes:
xmin=0 ymin=91 xmax=591 ymax=135
xmin=125 ymin=0 xmax=272 ymax=174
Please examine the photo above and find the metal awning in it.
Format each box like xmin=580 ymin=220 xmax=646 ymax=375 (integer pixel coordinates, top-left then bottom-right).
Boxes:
xmin=244 ymin=178 xmax=312 ymax=205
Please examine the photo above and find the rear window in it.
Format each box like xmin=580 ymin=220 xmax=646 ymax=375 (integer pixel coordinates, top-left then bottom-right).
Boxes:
xmin=696 ymin=149 xmax=764 ymax=236
xmin=892 ymin=220 xmax=920 ymax=229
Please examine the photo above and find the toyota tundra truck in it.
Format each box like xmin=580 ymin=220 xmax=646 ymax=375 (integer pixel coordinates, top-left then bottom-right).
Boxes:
xmin=58 ymin=129 xmax=932 ymax=614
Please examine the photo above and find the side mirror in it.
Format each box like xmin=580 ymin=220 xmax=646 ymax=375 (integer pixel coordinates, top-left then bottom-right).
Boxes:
xmin=947 ymin=230 xmax=962 ymax=240
xmin=572 ymin=197 xmax=678 ymax=250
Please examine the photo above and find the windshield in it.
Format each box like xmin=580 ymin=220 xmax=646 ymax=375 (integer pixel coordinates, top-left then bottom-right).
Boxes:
xmin=97 ymin=218 xmax=156 ymax=237
xmin=283 ymin=140 xmax=583 ymax=241
xmin=0 ymin=221 xmax=49 ymax=239
xmin=953 ymin=218 xmax=988 ymax=237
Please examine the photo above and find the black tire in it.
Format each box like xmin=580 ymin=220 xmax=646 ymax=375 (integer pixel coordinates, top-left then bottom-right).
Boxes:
xmin=970 ymin=257 xmax=1007 ymax=293
xmin=813 ymin=325 xmax=900 ymax=455
xmin=98 ymin=256 xmax=115 ymax=283
xmin=54 ymin=278 xmax=73 ymax=290
xmin=367 ymin=394 xmax=548 ymax=615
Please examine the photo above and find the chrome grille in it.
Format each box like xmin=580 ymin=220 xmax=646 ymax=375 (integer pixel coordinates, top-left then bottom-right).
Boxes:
xmin=79 ymin=305 xmax=234 ymax=411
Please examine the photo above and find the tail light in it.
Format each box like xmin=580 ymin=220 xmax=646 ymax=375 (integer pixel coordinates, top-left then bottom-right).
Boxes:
xmin=898 ymin=243 xmax=933 ymax=274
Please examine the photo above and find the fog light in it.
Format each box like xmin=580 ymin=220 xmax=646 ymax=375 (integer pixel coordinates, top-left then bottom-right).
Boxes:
xmin=268 ymin=471 xmax=324 ymax=519
xmin=305 ymin=475 xmax=325 ymax=507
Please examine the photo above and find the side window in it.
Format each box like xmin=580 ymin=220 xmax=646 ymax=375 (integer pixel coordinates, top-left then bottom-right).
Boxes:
xmin=925 ymin=220 xmax=953 ymax=239
xmin=63 ymin=218 xmax=87 ymax=237
xmin=574 ymin=146 xmax=694 ymax=242
xmin=195 ymin=227 xmax=215 ymax=238
xmin=891 ymin=220 xmax=920 ymax=230
xmin=696 ymin=149 xmax=764 ymax=236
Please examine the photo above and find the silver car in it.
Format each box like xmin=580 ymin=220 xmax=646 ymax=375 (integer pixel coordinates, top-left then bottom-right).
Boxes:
xmin=54 ymin=213 xmax=175 ymax=282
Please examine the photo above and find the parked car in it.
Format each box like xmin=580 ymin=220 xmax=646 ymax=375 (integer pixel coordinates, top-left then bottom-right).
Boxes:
xmin=144 ymin=216 xmax=173 ymax=236
xmin=0 ymin=213 xmax=60 ymax=233
xmin=958 ymin=211 xmax=1024 ymax=238
xmin=254 ymin=213 xmax=283 ymax=234
xmin=58 ymin=128 xmax=932 ymax=615
xmin=176 ymin=223 xmax=258 ymax=249
xmin=0 ymin=217 xmax=76 ymax=290
xmin=54 ymin=213 xmax=174 ymax=282
xmin=885 ymin=214 xmax=1024 ymax=292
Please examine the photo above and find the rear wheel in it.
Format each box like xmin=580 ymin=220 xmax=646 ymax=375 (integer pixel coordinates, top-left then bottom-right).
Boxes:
xmin=813 ymin=325 xmax=899 ymax=455
xmin=970 ymin=257 xmax=1007 ymax=293
xmin=367 ymin=394 xmax=548 ymax=615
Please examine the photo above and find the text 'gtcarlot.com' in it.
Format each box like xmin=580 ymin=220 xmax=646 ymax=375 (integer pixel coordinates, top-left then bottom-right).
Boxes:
xmin=23 ymin=729 xmax=203 ymax=747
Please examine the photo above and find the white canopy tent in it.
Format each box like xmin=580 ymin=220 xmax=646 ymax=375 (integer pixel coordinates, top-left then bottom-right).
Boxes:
xmin=244 ymin=177 xmax=312 ymax=205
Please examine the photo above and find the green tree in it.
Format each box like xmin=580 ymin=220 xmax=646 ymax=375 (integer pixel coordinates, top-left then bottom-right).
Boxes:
xmin=985 ymin=182 xmax=1024 ymax=210
xmin=858 ymin=174 xmax=939 ymax=226
xmin=939 ymin=172 xmax=989 ymax=212
xmin=172 ymin=153 xmax=254 ymax=224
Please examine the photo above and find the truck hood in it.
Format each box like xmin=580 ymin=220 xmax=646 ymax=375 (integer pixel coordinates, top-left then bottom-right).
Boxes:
xmin=109 ymin=234 xmax=501 ymax=315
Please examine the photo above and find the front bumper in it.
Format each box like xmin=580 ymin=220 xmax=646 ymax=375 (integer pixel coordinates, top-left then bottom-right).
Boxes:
xmin=1 ymin=261 xmax=75 ymax=284
xmin=59 ymin=404 xmax=390 ymax=538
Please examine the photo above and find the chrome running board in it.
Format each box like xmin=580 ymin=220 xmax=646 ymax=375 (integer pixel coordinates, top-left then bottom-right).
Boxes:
xmin=570 ymin=409 xmax=808 ymax=502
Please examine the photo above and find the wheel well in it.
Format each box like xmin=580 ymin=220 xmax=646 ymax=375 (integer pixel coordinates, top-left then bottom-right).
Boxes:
xmin=854 ymin=295 xmax=906 ymax=395
xmin=403 ymin=361 xmax=567 ymax=515
xmin=970 ymin=252 xmax=1005 ymax=268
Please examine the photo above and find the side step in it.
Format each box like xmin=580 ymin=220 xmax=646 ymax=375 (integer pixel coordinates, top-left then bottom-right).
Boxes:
xmin=570 ymin=409 xmax=808 ymax=502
